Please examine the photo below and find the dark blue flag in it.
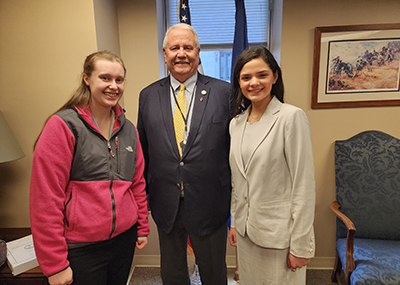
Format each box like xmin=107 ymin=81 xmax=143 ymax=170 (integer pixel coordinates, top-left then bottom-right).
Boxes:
xmin=231 ymin=0 xmax=249 ymax=83
xmin=179 ymin=0 xmax=191 ymax=25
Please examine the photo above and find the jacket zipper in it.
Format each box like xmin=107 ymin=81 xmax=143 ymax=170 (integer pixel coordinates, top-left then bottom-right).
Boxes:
xmin=116 ymin=137 xmax=120 ymax=174
xmin=107 ymin=137 xmax=117 ymax=239
xmin=77 ymin=110 xmax=120 ymax=239
xmin=108 ymin=180 xmax=116 ymax=239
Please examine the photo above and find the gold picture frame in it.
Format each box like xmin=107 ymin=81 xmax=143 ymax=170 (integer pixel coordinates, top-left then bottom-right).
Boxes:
xmin=311 ymin=23 xmax=400 ymax=109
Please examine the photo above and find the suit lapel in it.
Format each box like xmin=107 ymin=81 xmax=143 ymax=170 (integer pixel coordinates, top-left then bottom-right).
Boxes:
xmin=159 ymin=78 xmax=180 ymax=158
xmin=244 ymin=97 xmax=281 ymax=171
xmin=182 ymin=73 xmax=209 ymax=158
xmin=232 ymin=109 xmax=248 ymax=179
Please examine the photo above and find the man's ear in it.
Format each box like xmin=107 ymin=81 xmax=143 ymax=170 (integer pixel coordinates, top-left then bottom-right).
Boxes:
xmin=163 ymin=48 xmax=167 ymax=63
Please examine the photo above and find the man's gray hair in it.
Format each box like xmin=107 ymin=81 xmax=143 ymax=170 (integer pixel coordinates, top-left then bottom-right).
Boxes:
xmin=163 ymin=23 xmax=200 ymax=49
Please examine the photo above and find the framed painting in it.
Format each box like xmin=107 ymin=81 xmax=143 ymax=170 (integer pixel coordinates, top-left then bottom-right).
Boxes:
xmin=311 ymin=23 xmax=400 ymax=109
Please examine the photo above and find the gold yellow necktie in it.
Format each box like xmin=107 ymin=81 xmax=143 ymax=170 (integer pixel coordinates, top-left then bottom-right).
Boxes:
xmin=173 ymin=84 xmax=187 ymax=156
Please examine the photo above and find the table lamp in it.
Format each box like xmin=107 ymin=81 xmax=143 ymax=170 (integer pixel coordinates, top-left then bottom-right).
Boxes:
xmin=0 ymin=110 xmax=25 ymax=266
xmin=0 ymin=111 xmax=25 ymax=163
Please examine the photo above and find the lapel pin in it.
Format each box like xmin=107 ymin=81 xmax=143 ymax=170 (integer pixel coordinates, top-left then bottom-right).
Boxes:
xmin=201 ymin=90 xmax=207 ymax=95
xmin=200 ymin=97 xmax=203 ymax=102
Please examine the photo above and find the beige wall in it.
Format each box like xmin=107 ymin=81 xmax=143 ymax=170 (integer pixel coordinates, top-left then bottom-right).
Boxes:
xmin=280 ymin=0 xmax=400 ymax=268
xmin=93 ymin=0 xmax=121 ymax=56
xmin=0 ymin=0 xmax=98 ymax=226
xmin=1 ymin=0 xmax=400 ymax=269
xmin=116 ymin=0 xmax=160 ymax=122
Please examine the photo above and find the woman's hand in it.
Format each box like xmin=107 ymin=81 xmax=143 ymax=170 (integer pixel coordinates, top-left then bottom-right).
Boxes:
xmin=136 ymin=236 xmax=148 ymax=249
xmin=228 ymin=228 xmax=237 ymax=246
xmin=48 ymin=266 xmax=73 ymax=285
xmin=287 ymin=253 xmax=310 ymax=271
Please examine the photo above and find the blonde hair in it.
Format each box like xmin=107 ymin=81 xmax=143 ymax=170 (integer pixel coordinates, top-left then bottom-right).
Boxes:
xmin=34 ymin=51 xmax=126 ymax=149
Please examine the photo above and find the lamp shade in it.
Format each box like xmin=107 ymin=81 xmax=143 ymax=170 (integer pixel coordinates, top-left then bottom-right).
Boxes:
xmin=0 ymin=111 xmax=25 ymax=163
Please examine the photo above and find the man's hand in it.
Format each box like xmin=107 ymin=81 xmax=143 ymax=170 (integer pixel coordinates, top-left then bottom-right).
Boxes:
xmin=228 ymin=228 xmax=237 ymax=247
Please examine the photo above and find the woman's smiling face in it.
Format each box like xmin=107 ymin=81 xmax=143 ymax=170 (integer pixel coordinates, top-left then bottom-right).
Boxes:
xmin=239 ymin=57 xmax=278 ymax=105
xmin=83 ymin=59 xmax=125 ymax=111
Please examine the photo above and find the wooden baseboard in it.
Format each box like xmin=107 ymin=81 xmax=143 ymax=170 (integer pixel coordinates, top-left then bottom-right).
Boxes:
xmin=308 ymin=257 xmax=335 ymax=270
xmin=132 ymin=255 xmax=335 ymax=270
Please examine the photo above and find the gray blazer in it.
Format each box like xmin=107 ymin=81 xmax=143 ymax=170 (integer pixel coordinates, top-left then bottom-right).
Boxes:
xmin=229 ymin=96 xmax=315 ymax=258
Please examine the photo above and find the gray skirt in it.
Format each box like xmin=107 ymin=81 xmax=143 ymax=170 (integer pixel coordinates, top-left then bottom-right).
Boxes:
xmin=236 ymin=233 xmax=307 ymax=285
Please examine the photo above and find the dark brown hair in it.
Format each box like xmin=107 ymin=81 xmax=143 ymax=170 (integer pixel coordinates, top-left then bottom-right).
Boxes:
xmin=231 ymin=47 xmax=284 ymax=117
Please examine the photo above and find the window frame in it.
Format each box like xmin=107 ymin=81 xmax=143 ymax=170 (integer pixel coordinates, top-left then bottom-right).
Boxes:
xmin=156 ymin=0 xmax=278 ymax=79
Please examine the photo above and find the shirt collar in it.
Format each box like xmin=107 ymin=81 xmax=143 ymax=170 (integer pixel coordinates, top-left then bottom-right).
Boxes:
xmin=170 ymin=72 xmax=198 ymax=94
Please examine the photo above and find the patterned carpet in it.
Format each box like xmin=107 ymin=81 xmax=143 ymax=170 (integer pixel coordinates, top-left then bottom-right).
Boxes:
xmin=128 ymin=267 xmax=335 ymax=285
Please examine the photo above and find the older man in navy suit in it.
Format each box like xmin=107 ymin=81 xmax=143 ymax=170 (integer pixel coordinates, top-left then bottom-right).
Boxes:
xmin=137 ymin=23 xmax=231 ymax=285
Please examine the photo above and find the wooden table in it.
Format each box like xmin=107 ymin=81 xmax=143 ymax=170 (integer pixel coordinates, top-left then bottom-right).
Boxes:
xmin=0 ymin=228 xmax=45 ymax=285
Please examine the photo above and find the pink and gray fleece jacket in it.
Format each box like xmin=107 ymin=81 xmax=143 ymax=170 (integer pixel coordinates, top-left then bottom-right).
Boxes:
xmin=29 ymin=104 xmax=149 ymax=276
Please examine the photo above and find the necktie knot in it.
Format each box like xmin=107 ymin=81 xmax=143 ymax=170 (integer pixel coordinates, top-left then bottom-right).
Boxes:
xmin=180 ymin=84 xmax=185 ymax=92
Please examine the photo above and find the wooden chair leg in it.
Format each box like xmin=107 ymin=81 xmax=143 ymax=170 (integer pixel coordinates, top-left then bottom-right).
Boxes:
xmin=331 ymin=252 xmax=342 ymax=283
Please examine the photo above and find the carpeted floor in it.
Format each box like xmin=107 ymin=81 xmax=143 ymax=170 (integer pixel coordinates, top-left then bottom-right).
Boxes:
xmin=129 ymin=267 xmax=335 ymax=285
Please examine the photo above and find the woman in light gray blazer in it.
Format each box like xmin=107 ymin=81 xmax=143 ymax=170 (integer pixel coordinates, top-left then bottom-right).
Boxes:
xmin=228 ymin=47 xmax=315 ymax=285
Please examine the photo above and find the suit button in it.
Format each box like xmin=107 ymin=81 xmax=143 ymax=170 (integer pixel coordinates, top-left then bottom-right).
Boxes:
xmin=180 ymin=162 xmax=184 ymax=166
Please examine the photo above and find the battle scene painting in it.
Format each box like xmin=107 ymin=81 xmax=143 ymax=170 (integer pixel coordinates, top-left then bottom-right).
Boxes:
xmin=326 ymin=39 xmax=400 ymax=94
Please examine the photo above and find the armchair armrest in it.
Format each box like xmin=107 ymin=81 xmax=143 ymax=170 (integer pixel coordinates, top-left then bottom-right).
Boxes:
xmin=330 ymin=201 xmax=356 ymax=284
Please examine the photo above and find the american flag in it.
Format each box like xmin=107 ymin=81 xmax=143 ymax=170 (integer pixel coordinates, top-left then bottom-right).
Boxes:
xmin=179 ymin=0 xmax=191 ymax=25
xmin=178 ymin=0 xmax=204 ymax=74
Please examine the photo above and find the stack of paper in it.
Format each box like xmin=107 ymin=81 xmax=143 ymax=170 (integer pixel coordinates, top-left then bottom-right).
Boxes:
xmin=6 ymin=235 xmax=39 ymax=276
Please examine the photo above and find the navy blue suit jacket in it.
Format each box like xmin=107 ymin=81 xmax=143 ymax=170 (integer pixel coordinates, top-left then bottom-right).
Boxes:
xmin=137 ymin=73 xmax=232 ymax=236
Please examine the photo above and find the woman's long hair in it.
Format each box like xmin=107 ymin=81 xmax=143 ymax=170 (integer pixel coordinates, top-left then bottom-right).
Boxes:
xmin=33 ymin=51 xmax=126 ymax=150
xmin=231 ymin=47 xmax=284 ymax=117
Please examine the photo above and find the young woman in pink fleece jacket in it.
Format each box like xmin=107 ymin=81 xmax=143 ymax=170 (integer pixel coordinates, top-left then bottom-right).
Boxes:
xmin=30 ymin=51 xmax=149 ymax=285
